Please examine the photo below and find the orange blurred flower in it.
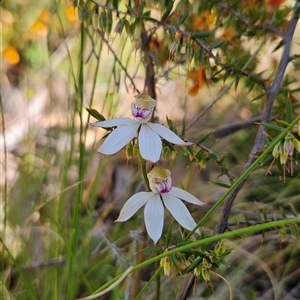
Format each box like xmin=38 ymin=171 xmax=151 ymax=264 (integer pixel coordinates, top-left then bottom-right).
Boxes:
xmin=2 ymin=46 xmax=20 ymax=65
xmin=30 ymin=20 xmax=48 ymax=36
xmin=65 ymin=6 xmax=79 ymax=22
xmin=221 ymin=27 xmax=237 ymax=44
xmin=193 ymin=11 xmax=216 ymax=31
xmin=188 ymin=67 xmax=208 ymax=96
xmin=39 ymin=9 xmax=51 ymax=24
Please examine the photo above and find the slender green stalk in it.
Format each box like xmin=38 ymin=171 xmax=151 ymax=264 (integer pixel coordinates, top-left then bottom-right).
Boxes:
xmin=88 ymin=108 xmax=300 ymax=300
xmin=186 ymin=114 xmax=300 ymax=239
xmin=134 ymin=267 xmax=162 ymax=300
xmin=0 ymin=92 xmax=8 ymax=248
xmin=0 ymin=237 xmax=38 ymax=300
xmin=90 ymin=217 xmax=300 ymax=295
xmin=140 ymin=155 xmax=150 ymax=191
xmin=129 ymin=155 xmax=150 ymax=299
xmin=66 ymin=23 xmax=86 ymax=300
xmin=155 ymin=267 xmax=161 ymax=300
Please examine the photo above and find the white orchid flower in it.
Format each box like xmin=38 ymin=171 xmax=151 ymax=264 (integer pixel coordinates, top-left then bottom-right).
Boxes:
xmin=116 ymin=167 xmax=204 ymax=244
xmin=89 ymin=93 xmax=192 ymax=163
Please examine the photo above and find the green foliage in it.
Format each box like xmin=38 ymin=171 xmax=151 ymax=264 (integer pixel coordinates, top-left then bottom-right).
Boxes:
xmin=1 ymin=0 xmax=300 ymax=299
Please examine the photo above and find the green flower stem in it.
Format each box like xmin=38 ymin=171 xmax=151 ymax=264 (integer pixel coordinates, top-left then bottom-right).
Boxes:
xmin=89 ymin=217 xmax=300 ymax=297
xmin=139 ymin=155 xmax=150 ymax=192
xmin=134 ymin=267 xmax=162 ymax=300
xmin=0 ymin=236 xmax=38 ymax=300
xmin=86 ymin=115 xmax=300 ymax=298
xmin=128 ymin=154 xmax=150 ymax=299
xmin=66 ymin=22 xmax=86 ymax=300
xmin=186 ymin=114 xmax=300 ymax=239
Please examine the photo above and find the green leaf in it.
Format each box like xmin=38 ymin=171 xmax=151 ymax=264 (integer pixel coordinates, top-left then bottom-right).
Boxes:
xmin=124 ymin=19 xmax=132 ymax=36
xmin=140 ymin=246 xmax=162 ymax=254
xmin=86 ymin=107 xmax=106 ymax=121
xmin=286 ymin=100 xmax=293 ymax=123
xmin=279 ymin=207 xmax=287 ymax=219
xmin=196 ymin=132 xmax=211 ymax=144
xmin=163 ymin=140 xmax=176 ymax=151
xmin=181 ymin=118 xmax=186 ymax=136
xmin=289 ymin=204 xmax=298 ymax=217
xmin=272 ymin=39 xmax=284 ymax=53
xmin=186 ymin=256 xmax=202 ymax=273
xmin=235 ymin=75 xmax=240 ymax=90
xmin=177 ymin=10 xmax=189 ymax=25
xmin=260 ymin=123 xmax=284 ymax=132
xmin=191 ymin=31 xmax=213 ymax=39
xmin=251 ymin=93 xmax=266 ymax=101
xmin=176 ymin=240 xmax=192 ymax=247
xmin=210 ymin=152 xmax=218 ymax=160
xmin=211 ymin=40 xmax=227 ymax=49
xmin=112 ymin=0 xmax=118 ymax=10
xmin=161 ymin=0 xmax=174 ymax=22
xmin=143 ymin=10 xmax=151 ymax=18
xmin=291 ymin=225 xmax=299 ymax=243
xmin=114 ymin=18 xmax=125 ymax=34
xmin=99 ymin=11 xmax=107 ymax=29
xmin=170 ymin=253 xmax=181 ymax=272
xmin=277 ymin=119 xmax=291 ymax=128
xmin=106 ymin=10 xmax=113 ymax=33
xmin=176 ymin=229 xmax=183 ymax=244
xmin=209 ymin=181 xmax=231 ymax=189
xmin=165 ymin=222 xmax=173 ymax=245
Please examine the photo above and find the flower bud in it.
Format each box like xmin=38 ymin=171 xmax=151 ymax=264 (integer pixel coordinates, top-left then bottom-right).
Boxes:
xmin=292 ymin=121 xmax=300 ymax=136
xmin=201 ymin=258 xmax=211 ymax=282
xmin=160 ymin=255 xmax=171 ymax=276
xmin=293 ymin=138 xmax=300 ymax=152
xmin=284 ymin=134 xmax=294 ymax=156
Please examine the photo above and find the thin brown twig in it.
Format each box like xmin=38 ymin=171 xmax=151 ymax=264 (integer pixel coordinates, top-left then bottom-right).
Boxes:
xmin=89 ymin=1 xmax=270 ymax=90
xmin=217 ymin=2 xmax=284 ymax=38
xmin=95 ymin=28 xmax=141 ymax=93
xmin=289 ymin=54 xmax=300 ymax=62
xmin=186 ymin=80 xmax=235 ymax=131
xmin=176 ymin=2 xmax=300 ymax=299
xmin=8 ymin=258 xmax=65 ymax=276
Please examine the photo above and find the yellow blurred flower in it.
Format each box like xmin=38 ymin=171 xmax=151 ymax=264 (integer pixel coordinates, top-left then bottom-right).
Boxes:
xmin=30 ymin=20 xmax=48 ymax=36
xmin=65 ymin=6 xmax=79 ymax=22
xmin=2 ymin=46 xmax=20 ymax=65
xmin=39 ymin=9 xmax=51 ymax=24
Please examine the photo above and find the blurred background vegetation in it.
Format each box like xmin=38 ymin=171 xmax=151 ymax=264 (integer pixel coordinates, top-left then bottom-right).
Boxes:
xmin=1 ymin=0 xmax=300 ymax=299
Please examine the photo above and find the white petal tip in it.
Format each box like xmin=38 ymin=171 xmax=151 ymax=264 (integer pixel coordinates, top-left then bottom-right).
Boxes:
xmin=97 ymin=148 xmax=112 ymax=156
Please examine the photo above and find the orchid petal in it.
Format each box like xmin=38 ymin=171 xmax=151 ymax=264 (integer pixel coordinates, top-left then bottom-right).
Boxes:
xmin=98 ymin=123 xmax=140 ymax=155
xmin=116 ymin=192 xmax=154 ymax=222
xmin=90 ymin=117 xmax=136 ymax=128
xmin=162 ymin=194 xmax=199 ymax=233
xmin=144 ymin=194 xmax=164 ymax=243
xmin=169 ymin=187 xmax=204 ymax=205
xmin=147 ymin=123 xmax=192 ymax=146
xmin=139 ymin=124 xmax=162 ymax=163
